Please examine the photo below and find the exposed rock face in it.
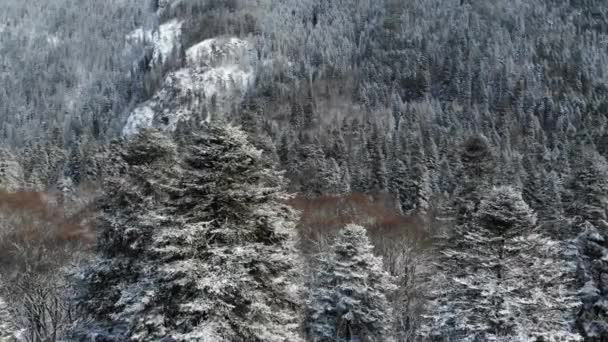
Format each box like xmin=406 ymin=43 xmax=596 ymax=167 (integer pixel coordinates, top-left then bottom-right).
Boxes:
xmin=123 ymin=37 xmax=255 ymax=136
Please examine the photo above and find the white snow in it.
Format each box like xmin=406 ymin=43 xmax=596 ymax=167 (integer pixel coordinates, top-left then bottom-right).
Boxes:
xmin=123 ymin=106 xmax=155 ymax=136
xmin=157 ymin=0 xmax=182 ymax=16
xmin=169 ymin=65 xmax=254 ymax=100
xmin=46 ymin=34 xmax=60 ymax=47
xmin=126 ymin=27 xmax=146 ymax=43
xmin=126 ymin=19 xmax=183 ymax=66
xmin=186 ymin=37 xmax=252 ymax=67
xmin=153 ymin=19 xmax=182 ymax=64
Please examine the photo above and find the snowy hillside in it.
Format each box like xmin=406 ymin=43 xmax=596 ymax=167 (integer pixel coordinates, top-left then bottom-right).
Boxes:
xmin=5 ymin=0 xmax=608 ymax=340
xmin=123 ymin=37 xmax=255 ymax=136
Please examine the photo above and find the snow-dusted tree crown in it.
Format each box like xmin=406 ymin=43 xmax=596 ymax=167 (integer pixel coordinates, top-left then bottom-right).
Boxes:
xmin=309 ymin=224 xmax=397 ymax=342
xmin=476 ymin=186 xmax=538 ymax=235
xmin=71 ymin=123 xmax=304 ymax=341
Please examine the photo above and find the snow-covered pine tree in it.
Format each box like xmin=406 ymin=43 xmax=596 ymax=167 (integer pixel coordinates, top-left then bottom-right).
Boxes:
xmin=308 ymin=224 xmax=397 ymax=342
xmin=66 ymin=141 xmax=84 ymax=185
xmin=566 ymin=146 xmax=608 ymax=227
xmin=389 ymin=158 xmax=408 ymax=215
xmin=327 ymin=127 xmax=347 ymax=165
xmin=71 ymin=124 xmax=304 ymax=341
xmin=565 ymin=146 xmax=608 ymax=339
xmin=423 ymin=187 xmax=580 ymax=341
xmin=574 ymin=221 xmax=608 ymax=340
xmin=368 ymin=125 xmax=388 ymax=193
xmin=0 ymin=148 xmax=23 ymax=192
xmin=452 ymin=135 xmax=495 ymax=224
xmin=0 ymin=295 xmax=16 ymax=342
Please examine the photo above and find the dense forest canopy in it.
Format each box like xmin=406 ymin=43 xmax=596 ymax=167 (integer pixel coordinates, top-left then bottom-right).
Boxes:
xmin=1 ymin=0 xmax=608 ymax=340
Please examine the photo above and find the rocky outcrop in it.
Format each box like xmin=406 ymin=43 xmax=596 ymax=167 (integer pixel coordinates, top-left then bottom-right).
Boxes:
xmin=123 ymin=37 xmax=255 ymax=136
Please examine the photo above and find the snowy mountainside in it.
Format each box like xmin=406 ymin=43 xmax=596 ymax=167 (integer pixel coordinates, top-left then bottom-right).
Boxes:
xmin=123 ymin=36 xmax=255 ymax=136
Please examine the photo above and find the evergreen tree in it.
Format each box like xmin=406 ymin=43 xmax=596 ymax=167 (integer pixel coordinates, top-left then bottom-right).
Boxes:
xmin=309 ymin=224 xmax=396 ymax=342
xmin=0 ymin=296 xmax=16 ymax=341
xmin=538 ymin=169 xmax=566 ymax=224
xmin=402 ymin=143 xmax=432 ymax=218
xmin=327 ymin=127 xmax=347 ymax=164
xmin=452 ymin=135 xmax=495 ymax=224
xmin=568 ymin=146 xmax=608 ymax=340
xmin=71 ymin=125 xmax=304 ymax=341
xmin=303 ymin=89 xmax=316 ymax=129
xmin=296 ymin=140 xmax=330 ymax=195
xmin=368 ymin=125 xmax=388 ymax=192
xmin=424 ymin=187 xmax=580 ymax=341
xmin=369 ymin=142 xmax=388 ymax=193
xmin=66 ymin=140 xmax=84 ymax=185
xmin=24 ymin=143 xmax=50 ymax=191
xmin=574 ymin=221 xmax=608 ymax=340
xmin=0 ymin=148 xmax=23 ymax=192
xmin=566 ymin=146 xmax=608 ymax=227
xmin=290 ymin=99 xmax=305 ymax=130
xmin=389 ymin=159 xmax=409 ymax=215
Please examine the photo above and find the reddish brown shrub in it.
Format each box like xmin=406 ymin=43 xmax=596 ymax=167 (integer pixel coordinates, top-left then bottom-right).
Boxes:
xmin=0 ymin=191 xmax=94 ymax=273
xmin=0 ymin=190 xmax=95 ymax=341
xmin=288 ymin=192 xmax=430 ymax=249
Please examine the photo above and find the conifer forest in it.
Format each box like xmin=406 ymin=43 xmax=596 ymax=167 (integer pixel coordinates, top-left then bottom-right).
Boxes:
xmin=2 ymin=0 xmax=608 ymax=340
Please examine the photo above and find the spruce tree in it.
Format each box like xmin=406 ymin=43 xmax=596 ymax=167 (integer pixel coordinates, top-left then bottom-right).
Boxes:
xmin=424 ymin=187 xmax=580 ymax=341
xmin=0 ymin=148 xmax=23 ymax=192
xmin=0 ymin=296 xmax=16 ymax=341
xmin=308 ymin=224 xmax=396 ymax=342
xmin=389 ymin=159 xmax=409 ymax=214
xmin=567 ymin=145 xmax=608 ymax=339
xmin=66 ymin=141 xmax=84 ymax=185
xmin=368 ymin=125 xmax=388 ymax=192
xmin=452 ymin=135 xmax=496 ymax=224
xmin=575 ymin=221 xmax=608 ymax=340
xmin=566 ymin=146 xmax=608 ymax=227
xmin=71 ymin=125 xmax=304 ymax=341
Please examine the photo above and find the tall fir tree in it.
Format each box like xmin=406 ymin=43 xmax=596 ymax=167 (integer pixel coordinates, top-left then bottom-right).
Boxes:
xmin=424 ymin=187 xmax=580 ymax=341
xmin=568 ymin=145 xmax=608 ymax=340
xmin=0 ymin=148 xmax=23 ymax=192
xmin=71 ymin=125 xmax=304 ymax=341
xmin=574 ymin=221 xmax=608 ymax=340
xmin=452 ymin=135 xmax=496 ymax=224
xmin=308 ymin=224 xmax=397 ymax=342
xmin=566 ymin=146 xmax=608 ymax=228
xmin=0 ymin=296 xmax=16 ymax=341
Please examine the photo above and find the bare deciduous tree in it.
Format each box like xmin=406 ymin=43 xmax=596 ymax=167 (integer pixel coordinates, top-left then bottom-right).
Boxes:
xmin=0 ymin=191 xmax=92 ymax=342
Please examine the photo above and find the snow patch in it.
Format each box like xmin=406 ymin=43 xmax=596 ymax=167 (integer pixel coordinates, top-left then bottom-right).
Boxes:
xmin=153 ymin=19 xmax=182 ymax=65
xmin=46 ymin=35 xmax=60 ymax=47
xmin=157 ymin=0 xmax=183 ymax=16
xmin=186 ymin=37 xmax=252 ymax=67
xmin=123 ymin=106 xmax=155 ymax=136
xmin=126 ymin=19 xmax=183 ymax=66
